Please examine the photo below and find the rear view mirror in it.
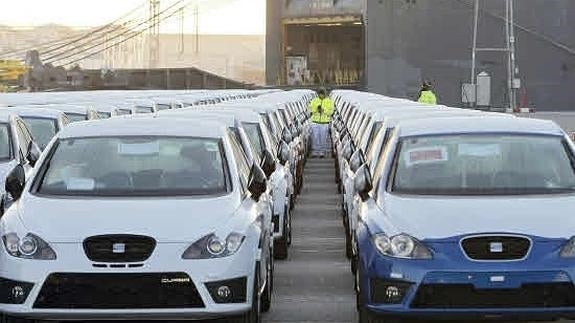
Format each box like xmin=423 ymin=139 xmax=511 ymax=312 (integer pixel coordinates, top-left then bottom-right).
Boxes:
xmin=248 ymin=163 xmax=267 ymax=201
xmin=342 ymin=141 xmax=355 ymax=162
xmin=277 ymin=141 xmax=291 ymax=166
xmin=282 ymin=128 xmax=293 ymax=144
xmin=26 ymin=142 xmax=40 ymax=167
xmin=354 ymin=164 xmax=373 ymax=202
xmin=260 ymin=150 xmax=277 ymax=178
xmin=5 ymin=165 xmax=25 ymax=201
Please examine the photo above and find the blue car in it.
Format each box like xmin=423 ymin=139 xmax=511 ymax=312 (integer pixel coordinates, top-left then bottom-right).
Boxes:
xmin=353 ymin=116 xmax=575 ymax=322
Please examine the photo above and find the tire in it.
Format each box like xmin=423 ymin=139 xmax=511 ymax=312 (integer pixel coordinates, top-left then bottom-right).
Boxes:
xmin=274 ymin=218 xmax=289 ymax=260
xmin=286 ymin=206 xmax=293 ymax=246
xmin=261 ymin=252 xmax=273 ymax=313
xmin=233 ymin=269 xmax=261 ymax=323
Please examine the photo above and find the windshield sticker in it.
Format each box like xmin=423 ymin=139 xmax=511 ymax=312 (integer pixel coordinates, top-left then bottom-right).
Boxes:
xmin=118 ymin=141 xmax=160 ymax=156
xmin=66 ymin=178 xmax=95 ymax=191
xmin=405 ymin=146 xmax=448 ymax=167
xmin=205 ymin=142 xmax=219 ymax=152
xmin=458 ymin=143 xmax=501 ymax=157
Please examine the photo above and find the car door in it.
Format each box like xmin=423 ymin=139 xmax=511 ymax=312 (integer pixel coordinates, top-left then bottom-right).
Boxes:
xmin=227 ymin=131 xmax=271 ymax=290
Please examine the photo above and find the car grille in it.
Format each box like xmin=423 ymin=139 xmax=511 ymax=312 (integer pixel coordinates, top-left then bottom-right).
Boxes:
xmin=411 ymin=283 xmax=575 ymax=309
xmin=461 ymin=235 xmax=530 ymax=260
xmin=83 ymin=235 xmax=156 ymax=263
xmin=34 ymin=273 xmax=205 ymax=309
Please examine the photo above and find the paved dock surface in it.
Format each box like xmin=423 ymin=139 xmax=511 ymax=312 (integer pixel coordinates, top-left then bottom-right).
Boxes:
xmin=264 ymin=158 xmax=357 ymax=323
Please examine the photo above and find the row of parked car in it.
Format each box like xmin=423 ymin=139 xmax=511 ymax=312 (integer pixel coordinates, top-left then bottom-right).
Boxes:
xmin=330 ymin=90 xmax=575 ymax=322
xmin=0 ymin=89 xmax=314 ymax=322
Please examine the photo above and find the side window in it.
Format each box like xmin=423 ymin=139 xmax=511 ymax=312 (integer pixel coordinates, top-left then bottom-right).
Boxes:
xmin=227 ymin=131 xmax=251 ymax=193
xmin=15 ymin=121 xmax=30 ymax=159
xmin=372 ymin=129 xmax=399 ymax=201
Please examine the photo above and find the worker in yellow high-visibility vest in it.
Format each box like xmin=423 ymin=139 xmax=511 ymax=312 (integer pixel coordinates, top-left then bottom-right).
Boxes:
xmin=418 ymin=81 xmax=438 ymax=105
xmin=309 ymin=88 xmax=334 ymax=158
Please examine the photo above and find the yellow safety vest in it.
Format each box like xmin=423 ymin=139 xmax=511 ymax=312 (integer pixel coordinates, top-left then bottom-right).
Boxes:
xmin=418 ymin=91 xmax=437 ymax=105
xmin=309 ymin=97 xmax=334 ymax=124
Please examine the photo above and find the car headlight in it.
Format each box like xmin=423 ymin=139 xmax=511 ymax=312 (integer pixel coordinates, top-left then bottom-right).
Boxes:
xmin=373 ymin=233 xmax=432 ymax=259
xmin=560 ymin=237 xmax=575 ymax=258
xmin=182 ymin=233 xmax=245 ymax=259
xmin=2 ymin=233 xmax=57 ymax=260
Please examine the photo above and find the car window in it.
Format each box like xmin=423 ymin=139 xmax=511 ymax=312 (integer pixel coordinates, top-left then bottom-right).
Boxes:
xmin=37 ymin=136 xmax=227 ymax=197
xmin=157 ymin=104 xmax=171 ymax=111
xmin=227 ymin=131 xmax=250 ymax=192
xmin=242 ymin=122 xmax=265 ymax=156
xmin=15 ymin=120 xmax=31 ymax=158
xmin=66 ymin=113 xmax=88 ymax=122
xmin=135 ymin=106 xmax=154 ymax=114
xmin=391 ymin=134 xmax=575 ymax=195
xmin=0 ymin=124 xmax=12 ymax=160
xmin=22 ymin=117 xmax=57 ymax=150
xmin=117 ymin=109 xmax=132 ymax=115
xmin=97 ymin=112 xmax=111 ymax=119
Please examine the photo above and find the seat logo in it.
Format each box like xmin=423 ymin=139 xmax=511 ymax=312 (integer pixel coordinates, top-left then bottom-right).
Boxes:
xmin=489 ymin=242 xmax=503 ymax=253
xmin=112 ymin=243 xmax=126 ymax=254
xmin=161 ymin=277 xmax=191 ymax=284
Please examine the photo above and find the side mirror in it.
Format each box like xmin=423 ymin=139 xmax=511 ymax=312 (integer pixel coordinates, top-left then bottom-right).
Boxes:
xmin=5 ymin=165 xmax=25 ymax=201
xmin=282 ymin=128 xmax=293 ymax=144
xmin=277 ymin=141 xmax=291 ymax=166
xmin=350 ymin=149 xmax=366 ymax=173
xmin=260 ymin=149 xmax=277 ymax=178
xmin=342 ymin=141 xmax=355 ymax=162
xmin=26 ymin=142 xmax=40 ymax=167
xmin=248 ymin=163 xmax=267 ymax=201
xmin=354 ymin=164 xmax=373 ymax=202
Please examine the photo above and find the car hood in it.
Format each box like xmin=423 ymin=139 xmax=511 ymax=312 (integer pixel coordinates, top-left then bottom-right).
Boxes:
xmin=382 ymin=194 xmax=575 ymax=240
xmin=15 ymin=194 xmax=240 ymax=243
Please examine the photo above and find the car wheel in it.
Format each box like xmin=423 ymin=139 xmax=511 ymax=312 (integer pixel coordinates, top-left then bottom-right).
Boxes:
xmin=287 ymin=207 xmax=293 ymax=246
xmin=274 ymin=218 xmax=289 ymax=260
xmin=261 ymin=253 xmax=273 ymax=313
xmin=234 ymin=270 xmax=261 ymax=323
xmin=351 ymin=238 xmax=358 ymax=275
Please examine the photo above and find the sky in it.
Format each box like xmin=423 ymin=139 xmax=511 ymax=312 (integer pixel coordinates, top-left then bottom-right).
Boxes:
xmin=0 ymin=0 xmax=265 ymax=35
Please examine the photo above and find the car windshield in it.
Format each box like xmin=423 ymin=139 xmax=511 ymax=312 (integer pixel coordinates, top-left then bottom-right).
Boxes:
xmin=135 ymin=106 xmax=154 ymax=114
xmin=0 ymin=124 xmax=12 ymax=160
xmin=22 ymin=117 xmax=57 ymax=150
xmin=157 ymin=104 xmax=171 ymax=111
xmin=66 ymin=113 xmax=87 ymax=122
xmin=37 ymin=137 xmax=227 ymax=197
xmin=243 ymin=122 xmax=265 ymax=155
xmin=98 ymin=112 xmax=111 ymax=119
xmin=392 ymin=134 xmax=575 ymax=195
xmin=117 ymin=109 xmax=132 ymax=115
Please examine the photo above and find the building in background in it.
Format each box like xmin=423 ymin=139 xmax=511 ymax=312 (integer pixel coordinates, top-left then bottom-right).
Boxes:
xmin=266 ymin=0 xmax=575 ymax=111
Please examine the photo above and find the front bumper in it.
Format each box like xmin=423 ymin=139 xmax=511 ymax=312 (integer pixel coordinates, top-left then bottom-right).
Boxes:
xmin=0 ymin=241 xmax=257 ymax=320
xmin=357 ymin=231 xmax=575 ymax=320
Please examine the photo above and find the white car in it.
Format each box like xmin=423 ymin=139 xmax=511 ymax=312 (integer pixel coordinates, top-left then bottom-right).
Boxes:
xmin=353 ymin=116 xmax=575 ymax=322
xmin=0 ymin=117 xmax=273 ymax=322
xmin=4 ymin=107 xmax=70 ymax=151
xmin=168 ymin=106 xmax=295 ymax=259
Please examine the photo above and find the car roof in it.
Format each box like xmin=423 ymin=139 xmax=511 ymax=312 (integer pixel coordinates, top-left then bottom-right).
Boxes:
xmin=0 ymin=110 xmax=16 ymax=122
xmin=157 ymin=109 xmax=238 ymax=127
xmin=57 ymin=117 xmax=229 ymax=139
xmin=189 ymin=106 xmax=262 ymax=123
xmin=45 ymin=105 xmax=93 ymax=114
xmin=397 ymin=116 xmax=564 ymax=137
xmin=3 ymin=106 xmax=65 ymax=119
